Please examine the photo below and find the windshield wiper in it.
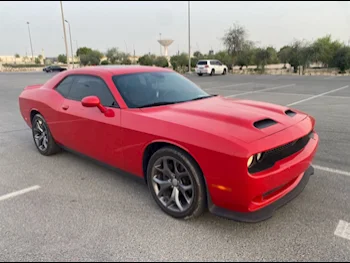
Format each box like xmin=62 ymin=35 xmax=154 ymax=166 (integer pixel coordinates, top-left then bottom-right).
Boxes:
xmin=138 ymin=101 xmax=178 ymax=108
xmin=188 ymin=94 xmax=217 ymax=101
xmin=139 ymin=95 xmax=217 ymax=108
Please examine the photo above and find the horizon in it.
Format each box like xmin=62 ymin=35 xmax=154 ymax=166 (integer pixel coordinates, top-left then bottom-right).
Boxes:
xmin=1 ymin=1 xmax=350 ymax=57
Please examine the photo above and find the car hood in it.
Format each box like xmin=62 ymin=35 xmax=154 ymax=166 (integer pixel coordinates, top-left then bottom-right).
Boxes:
xmin=141 ymin=96 xmax=308 ymax=143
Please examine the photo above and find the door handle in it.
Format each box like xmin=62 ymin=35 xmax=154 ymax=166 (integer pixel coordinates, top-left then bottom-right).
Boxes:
xmin=62 ymin=105 xmax=69 ymax=110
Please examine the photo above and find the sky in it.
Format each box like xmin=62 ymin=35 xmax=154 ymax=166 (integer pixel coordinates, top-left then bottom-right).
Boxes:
xmin=1 ymin=1 xmax=350 ymax=57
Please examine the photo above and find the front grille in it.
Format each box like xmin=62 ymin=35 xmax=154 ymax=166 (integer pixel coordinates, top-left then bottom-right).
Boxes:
xmin=249 ymin=131 xmax=314 ymax=174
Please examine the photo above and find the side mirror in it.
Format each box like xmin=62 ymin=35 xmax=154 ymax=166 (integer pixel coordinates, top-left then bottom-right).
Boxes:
xmin=81 ymin=95 xmax=100 ymax=108
xmin=81 ymin=96 xmax=115 ymax=117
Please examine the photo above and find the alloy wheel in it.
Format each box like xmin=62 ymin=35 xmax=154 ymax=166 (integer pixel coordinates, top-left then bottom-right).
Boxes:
xmin=151 ymin=157 xmax=194 ymax=213
xmin=33 ymin=119 xmax=49 ymax=151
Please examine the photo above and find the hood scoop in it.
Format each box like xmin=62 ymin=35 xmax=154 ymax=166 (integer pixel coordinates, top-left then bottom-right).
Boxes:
xmin=285 ymin=109 xmax=297 ymax=117
xmin=253 ymin=118 xmax=277 ymax=129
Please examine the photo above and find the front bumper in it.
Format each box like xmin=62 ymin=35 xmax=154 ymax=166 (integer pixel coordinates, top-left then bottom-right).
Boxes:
xmin=208 ymin=165 xmax=315 ymax=223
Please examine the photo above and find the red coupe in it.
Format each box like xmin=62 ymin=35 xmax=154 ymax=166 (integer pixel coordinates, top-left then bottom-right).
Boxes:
xmin=18 ymin=66 xmax=319 ymax=222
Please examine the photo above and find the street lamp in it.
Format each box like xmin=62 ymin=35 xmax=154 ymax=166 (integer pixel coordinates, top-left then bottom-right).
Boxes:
xmin=188 ymin=1 xmax=191 ymax=73
xmin=26 ymin=22 xmax=34 ymax=61
xmin=60 ymin=1 xmax=70 ymax=69
xmin=65 ymin=19 xmax=74 ymax=69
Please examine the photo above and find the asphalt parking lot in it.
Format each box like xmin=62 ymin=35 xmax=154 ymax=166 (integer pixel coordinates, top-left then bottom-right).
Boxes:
xmin=0 ymin=71 xmax=349 ymax=261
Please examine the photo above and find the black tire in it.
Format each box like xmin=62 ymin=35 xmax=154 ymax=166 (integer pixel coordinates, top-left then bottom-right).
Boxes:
xmin=210 ymin=69 xmax=215 ymax=76
xmin=146 ymin=146 xmax=206 ymax=220
xmin=197 ymin=73 xmax=203 ymax=76
xmin=31 ymin=114 xmax=61 ymax=156
xmin=222 ymin=68 xmax=227 ymax=75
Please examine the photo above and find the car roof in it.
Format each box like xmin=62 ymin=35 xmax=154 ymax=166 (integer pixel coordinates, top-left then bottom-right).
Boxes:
xmin=66 ymin=65 xmax=173 ymax=76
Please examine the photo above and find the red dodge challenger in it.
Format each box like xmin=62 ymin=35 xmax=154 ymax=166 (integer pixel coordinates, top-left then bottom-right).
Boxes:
xmin=18 ymin=66 xmax=319 ymax=222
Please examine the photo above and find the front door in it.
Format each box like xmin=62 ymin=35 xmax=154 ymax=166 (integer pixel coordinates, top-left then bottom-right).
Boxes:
xmin=58 ymin=74 xmax=123 ymax=169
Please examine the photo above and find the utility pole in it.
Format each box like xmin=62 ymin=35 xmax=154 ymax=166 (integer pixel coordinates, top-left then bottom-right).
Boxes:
xmin=60 ymin=1 xmax=70 ymax=69
xmin=65 ymin=19 xmax=74 ymax=69
xmin=188 ymin=1 xmax=191 ymax=73
xmin=26 ymin=22 xmax=34 ymax=62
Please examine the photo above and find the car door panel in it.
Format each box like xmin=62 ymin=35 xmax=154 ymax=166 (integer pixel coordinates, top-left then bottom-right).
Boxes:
xmin=59 ymin=99 xmax=123 ymax=168
xmin=57 ymin=74 xmax=124 ymax=169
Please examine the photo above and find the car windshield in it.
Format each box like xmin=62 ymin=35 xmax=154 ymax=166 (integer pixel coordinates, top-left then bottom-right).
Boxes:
xmin=112 ymin=71 xmax=213 ymax=108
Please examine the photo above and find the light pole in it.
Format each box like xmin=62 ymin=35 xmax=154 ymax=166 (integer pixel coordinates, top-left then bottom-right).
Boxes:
xmin=60 ymin=1 xmax=70 ymax=69
xmin=26 ymin=22 xmax=34 ymax=62
xmin=65 ymin=19 xmax=74 ymax=69
xmin=188 ymin=1 xmax=191 ymax=73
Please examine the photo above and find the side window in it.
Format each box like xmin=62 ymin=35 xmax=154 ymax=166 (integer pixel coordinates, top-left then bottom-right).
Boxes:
xmin=210 ymin=61 xmax=217 ymax=65
xmin=217 ymin=61 xmax=223 ymax=66
xmin=68 ymin=75 xmax=117 ymax=107
xmin=55 ymin=76 xmax=75 ymax=98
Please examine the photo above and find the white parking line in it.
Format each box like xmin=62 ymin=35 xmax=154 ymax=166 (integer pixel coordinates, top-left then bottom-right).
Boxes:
xmin=334 ymin=220 xmax=350 ymax=241
xmin=0 ymin=185 xmax=41 ymax=202
xmin=286 ymin=85 xmax=349 ymax=106
xmin=313 ymin=165 xmax=350 ymax=177
xmin=225 ymin=84 xmax=296 ymax=98
xmin=206 ymin=82 xmax=253 ymax=90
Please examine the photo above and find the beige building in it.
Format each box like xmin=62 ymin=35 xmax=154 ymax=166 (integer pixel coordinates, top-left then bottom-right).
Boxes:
xmin=0 ymin=55 xmax=45 ymax=65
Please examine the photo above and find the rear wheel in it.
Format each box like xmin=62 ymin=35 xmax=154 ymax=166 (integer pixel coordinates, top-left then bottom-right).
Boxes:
xmin=197 ymin=73 xmax=203 ymax=76
xmin=147 ymin=147 xmax=206 ymax=220
xmin=31 ymin=114 xmax=61 ymax=156
xmin=222 ymin=68 xmax=227 ymax=75
xmin=210 ymin=69 xmax=215 ymax=76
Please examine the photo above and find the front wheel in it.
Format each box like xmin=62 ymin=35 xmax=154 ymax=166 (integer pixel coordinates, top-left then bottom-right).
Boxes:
xmin=32 ymin=114 xmax=61 ymax=156
xmin=147 ymin=147 xmax=206 ymax=220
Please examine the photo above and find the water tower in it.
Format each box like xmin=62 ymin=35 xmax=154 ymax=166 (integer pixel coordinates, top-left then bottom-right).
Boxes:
xmin=158 ymin=39 xmax=174 ymax=58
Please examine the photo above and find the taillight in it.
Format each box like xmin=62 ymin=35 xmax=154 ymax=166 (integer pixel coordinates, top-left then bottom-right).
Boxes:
xmin=205 ymin=65 xmax=209 ymax=68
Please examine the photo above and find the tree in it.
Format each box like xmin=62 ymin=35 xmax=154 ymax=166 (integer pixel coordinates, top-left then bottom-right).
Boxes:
xmin=38 ymin=55 xmax=43 ymax=60
xmin=15 ymin=53 xmax=20 ymax=58
xmin=121 ymin=58 xmax=132 ymax=65
xmin=214 ymin=50 xmax=233 ymax=69
xmin=138 ymin=54 xmax=154 ymax=66
xmin=254 ymin=48 xmax=271 ymax=71
xmin=191 ymin=57 xmax=199 ymax=68
xmin=312 ymin=35 xmax=342 ymax=67
xmin=101 ymin=60 xmax=109 ymax=65
xmin=76 ymin=47 xmax=93 ymax=57
xmin=154 ymin=56 xmax=169 ymax=67
xmin=106 ymin=47 xmax=128 ymax=64
xmin=266 ymin=47 xmax=279 ymax=64
xmin=170 ymin=53 xmax=188 ymax=71
xmin=332 ymin=46 xmax=350 ymax=73
xmin=193 ymin=51 xmax=203 ymax=58
xmin=222 ymin=23 xmax=247 ymax=56
xmin=34 ymin=57 xmax=41 ymax=65
xmin=278 ymin=46 xmax=292 ymax=68
xmin=57 ymin=54 xmax=67 ymax=64
xmin=286 ymin=40 xmax=313 ymax=74
xmin=79 ymin=50 xmax=103 ymax=66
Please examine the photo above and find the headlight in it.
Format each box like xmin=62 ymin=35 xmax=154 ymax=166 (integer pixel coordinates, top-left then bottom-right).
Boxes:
xmin=247 ymin=155 xmax=254 ymax=167
xmin=256 ymin=152 xmax=263 ymax=161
